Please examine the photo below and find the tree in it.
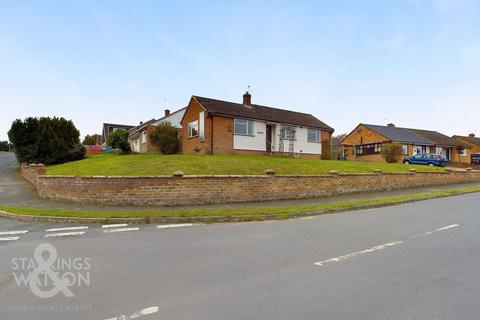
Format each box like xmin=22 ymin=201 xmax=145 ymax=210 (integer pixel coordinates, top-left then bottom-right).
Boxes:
xmin=331 ymin=133 xmax=347 ymax=160
xmin=82 ymin=134 xmax=100 ymax=145
xmin=381 ymin=143 xmax=404 ymax=163
xmin=107 ymin=129 xmax=131 ymax=154
xmin=8 ymin=117 xmax=85 ymax=164
xmin=0 ymin=140 xmax=13 ymax=152
xmin=149 ymin=123 xmax=181 ymax=154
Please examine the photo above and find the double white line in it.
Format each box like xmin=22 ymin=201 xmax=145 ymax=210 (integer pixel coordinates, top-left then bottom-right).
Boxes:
xmin=44 ymin=226 xmax=88 ymax=238
xmin=0 ymin=230 xmax=29 ymax=241
xmin=102 ymin=224 xmax=140 ymax=233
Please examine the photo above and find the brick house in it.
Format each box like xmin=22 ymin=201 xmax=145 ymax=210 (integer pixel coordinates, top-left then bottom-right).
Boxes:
xmin=341 ymin=123 xmax=470 ymax=163
xmin=453 ymin=134 xmax=480 ymax=155
xmin=180 ymin=92 xmax=334 ymax=158
xmin=128 ymin=108 xmax=186 ymax=153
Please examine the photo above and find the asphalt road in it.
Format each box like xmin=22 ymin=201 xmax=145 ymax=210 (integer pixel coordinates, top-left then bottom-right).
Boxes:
xmin=1 ymin=192 xmax=480 ymax=319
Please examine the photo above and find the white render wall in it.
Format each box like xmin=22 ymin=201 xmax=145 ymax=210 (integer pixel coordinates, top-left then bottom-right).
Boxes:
xmin=129 ymin=136 xmax=141 ymax=152
xmin=233 ymin=121 xmax=267 ymax=151
xmin=272 ymin=125 xmax=321 ymax=155
xmin=233 ymin=120 xmax=322 ymax=155
xmin=154 ymin=108 xmax=186 ymax=128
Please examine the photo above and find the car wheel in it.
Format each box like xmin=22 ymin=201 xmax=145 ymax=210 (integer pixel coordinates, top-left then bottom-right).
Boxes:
xmin=404 ymin=161 xmax=410 ymax=165
xmin=428 ymin=163 xmax=434 ymax=167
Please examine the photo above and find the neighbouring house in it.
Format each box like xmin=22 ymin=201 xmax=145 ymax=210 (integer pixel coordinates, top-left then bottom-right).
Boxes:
xmin=94 ymin=134 xmax=102 ymax=145
xmin=180 ymin=92 xmax=334 ymax=158
xmin=453 ymin=134 xmax=480 ymax=156
xmin=341 ymin=123 xmax=470 ymax=163
xmin=101 ymin=123 xmax=134 ymax=146
xmin=128 ymin=108 xmax=187 ymax=153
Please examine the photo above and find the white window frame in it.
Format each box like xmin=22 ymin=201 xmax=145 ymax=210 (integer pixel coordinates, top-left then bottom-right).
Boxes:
xmin=188 ymin=120 xmax=199 ymax=138
xmin=307 ymin=128 xmax=320 ymax=143
xmin=199 ymin=112 xmax=205 ymax=141
xmin=459 ymin=147 xmax=467 ymax=156
xmin=234 ymin=118 xmax=254 ymax=136
xmin=280 ymin=125 xmax=296 ymax=140
xmin=413 ymin=145 xmax=426 ymax=156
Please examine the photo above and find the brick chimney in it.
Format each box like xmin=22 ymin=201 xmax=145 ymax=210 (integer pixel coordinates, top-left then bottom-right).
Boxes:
xmin=243 ymin=91 xmax=251 ymax=106
xmin=164 ymin=109 xmax=170 ymax=117
xmin=387 ymin=123 xmax=395 ymax=127
xmin=469 ymin=133 xmax=475 ymax=138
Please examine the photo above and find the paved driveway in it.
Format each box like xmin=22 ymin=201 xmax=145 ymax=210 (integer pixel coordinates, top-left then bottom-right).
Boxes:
xmin=0 ymin=153 xmax=135 ymax=210
xmin=0 ymin=153 xmax=43 ymax=207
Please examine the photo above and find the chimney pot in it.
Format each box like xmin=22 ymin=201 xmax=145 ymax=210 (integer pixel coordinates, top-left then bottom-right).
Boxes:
xmin=243 ymin=91 xmax=251 ymax=106
xmin=387 ymin=123 xmax=395 ymax=127
xmin=164 ymin=109 xmax=171 ymax=117
xmin=469 ymin=133 xmax=475 ymax=138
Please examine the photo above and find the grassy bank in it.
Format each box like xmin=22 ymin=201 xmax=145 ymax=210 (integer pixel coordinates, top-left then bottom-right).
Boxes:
xmin=47 ymin=153 xmax=443 ymax=176
xmin=1 ymin=185 xmax=479 ymax=221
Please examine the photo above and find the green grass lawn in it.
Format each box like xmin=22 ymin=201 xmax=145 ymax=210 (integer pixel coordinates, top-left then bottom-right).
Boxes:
xmin=46 ymin=153 xmax=443 ymax=176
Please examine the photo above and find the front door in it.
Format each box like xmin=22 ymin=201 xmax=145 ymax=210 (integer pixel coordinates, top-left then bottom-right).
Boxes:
xmin=266 ymin=125 xmax=272 ymax=153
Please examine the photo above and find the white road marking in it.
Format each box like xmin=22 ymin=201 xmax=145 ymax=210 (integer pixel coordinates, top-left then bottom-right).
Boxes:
xmin=314 ymin=241 xmax=403 ymax=266
xmin=314 ymin=224 xmax=461 ymax=267
xmin=104 ymin=306 xmax=159 ymax=320
xmin=44 ymin=231 xmax=86 ymax=238
xmin=417 ymin=224 xmax=460 ymax=237
xmin=129 ymin=306 xmax=159 ymax=318
xmin=45 ymin=226 xmax=89 ymax=232
xmin=103 ymin=227 xmax=140 ymax=234
xmin=0 ymin=236 xmax=20 ymax=241
xmin=102 ymin=224 xmax=128 ymax=229
xmin=157 ymin=223 xmax=195 ymax=229
xmin=0 ymin=230 xmax=28 ymax=235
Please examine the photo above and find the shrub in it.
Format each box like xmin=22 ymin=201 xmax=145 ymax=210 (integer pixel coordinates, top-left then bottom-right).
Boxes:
xmin=321 ymin=141 xmax=332 ymax=160
xmin=82 ymin=134 xmax=100 ymax=145
xmin=149 ymin=123 xmax=180 ymax=154
xmin=381 ymin=143 xmax=404 ymax=163
xmin=107 ymin=129 xmax=131 ymax=154
xmin=8 ymin=117 xmax=85 ymax=164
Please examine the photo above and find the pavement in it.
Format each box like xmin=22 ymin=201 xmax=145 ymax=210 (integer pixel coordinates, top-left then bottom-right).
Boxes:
xmin=1 ymin=192 xmax=480 ymax=319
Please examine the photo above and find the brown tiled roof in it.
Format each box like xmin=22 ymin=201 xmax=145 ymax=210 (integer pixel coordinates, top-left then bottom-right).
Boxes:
xmin=407 ymin=129 xmax=464 ymax=147
xmin=193 ymin=96 xmax=334 ymax=131
xmin=453 ymin=135 xmax=480 ymax=146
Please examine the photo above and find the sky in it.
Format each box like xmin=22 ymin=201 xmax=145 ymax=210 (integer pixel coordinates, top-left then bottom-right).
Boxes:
xmin=1 ymin=0 xmax=480 ymax=141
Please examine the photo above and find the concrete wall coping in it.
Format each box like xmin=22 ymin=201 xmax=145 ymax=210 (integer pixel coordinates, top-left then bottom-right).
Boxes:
xmin=35 ymin=171 xmax=468 ymax=180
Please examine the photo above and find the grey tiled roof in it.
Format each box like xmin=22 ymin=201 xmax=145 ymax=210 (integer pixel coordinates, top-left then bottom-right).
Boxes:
xmin=454 ymin=135 xmax=480 ymax=146
xmin=408 ymin=129 xmax=463 ymax=147
xmin=362 ymin=124 xmax=435 ymax=145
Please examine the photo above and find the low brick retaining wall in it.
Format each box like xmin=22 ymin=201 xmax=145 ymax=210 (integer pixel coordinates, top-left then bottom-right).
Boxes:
xmin=21 ymin=164 xmax=480 ymax=207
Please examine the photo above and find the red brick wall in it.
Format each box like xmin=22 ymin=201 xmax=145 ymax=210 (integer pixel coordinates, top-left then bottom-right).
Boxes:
xmin=181 ymin=98 xmax=211 ymax=154
xmin=21 ymin=163 xmax=45 ymax=186
xmin=21 ymin=165 xmax=480 ymax=206
xmin=211 ymin=115 xmax=234 ymax=154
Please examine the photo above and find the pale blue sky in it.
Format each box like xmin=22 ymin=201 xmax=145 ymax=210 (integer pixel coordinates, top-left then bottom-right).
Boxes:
xmin=1 ymin=0 xmax=479 ymax=141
